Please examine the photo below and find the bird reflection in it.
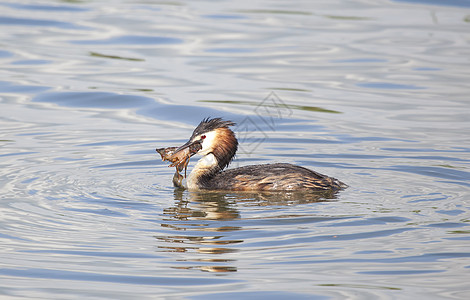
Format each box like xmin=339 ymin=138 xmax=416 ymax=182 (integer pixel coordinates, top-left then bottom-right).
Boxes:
xmin=163 ymin=189 xmax=240 ymax=221
xmin=157 ymin=189 xmax=336 ymax=272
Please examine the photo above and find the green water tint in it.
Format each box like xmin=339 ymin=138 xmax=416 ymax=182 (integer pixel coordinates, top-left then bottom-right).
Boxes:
xmin=89 ymin=51 xmax=144 ymax=62
xmin=198 ymin=100 xmax=342 ymax=114
xmin=317 ymin=283 xmax=401 ymax=290
xmin=323 ymin=15 xmax=373 ymax=20
xmin=237 ymin=9 xmax=372 ymax=20
xmin=269 ymin=87 xmax=312 ymax=92
xmin=236 ymin=9 xmax=312 ymax=16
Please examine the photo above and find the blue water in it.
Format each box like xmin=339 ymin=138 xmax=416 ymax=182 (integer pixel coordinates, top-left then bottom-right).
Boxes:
xmin=1 ymin=0 xmax=470 ymax=299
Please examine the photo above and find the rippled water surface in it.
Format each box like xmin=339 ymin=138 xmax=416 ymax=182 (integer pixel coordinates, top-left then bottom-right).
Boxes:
xmin=1 ymin=0 xmax=470 ymax=299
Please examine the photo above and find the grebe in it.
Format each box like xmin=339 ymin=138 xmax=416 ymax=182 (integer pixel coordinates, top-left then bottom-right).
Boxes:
xmin=159 ymin=117 xmax=346 ymax=192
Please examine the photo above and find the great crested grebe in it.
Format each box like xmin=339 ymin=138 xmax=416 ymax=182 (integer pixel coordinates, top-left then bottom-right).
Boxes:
xmin=158 ymin=117 xmax=346 ymax=192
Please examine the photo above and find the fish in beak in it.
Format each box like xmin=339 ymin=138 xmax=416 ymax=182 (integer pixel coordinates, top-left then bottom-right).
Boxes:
xmin=156 ymin=140 xmax=202 ymax=179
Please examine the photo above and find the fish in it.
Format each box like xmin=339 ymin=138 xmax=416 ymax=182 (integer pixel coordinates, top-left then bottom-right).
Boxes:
xmin=156 ymin=142 xmax=202 ymax=178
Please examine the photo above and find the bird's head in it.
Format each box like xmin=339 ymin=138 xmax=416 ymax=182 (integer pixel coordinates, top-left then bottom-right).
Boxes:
xmin=174 ymin=117 xmax=238 ymax=170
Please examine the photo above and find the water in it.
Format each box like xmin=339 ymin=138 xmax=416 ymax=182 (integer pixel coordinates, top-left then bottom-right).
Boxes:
xmin=1 ymin=0 xmax=470 ymax=299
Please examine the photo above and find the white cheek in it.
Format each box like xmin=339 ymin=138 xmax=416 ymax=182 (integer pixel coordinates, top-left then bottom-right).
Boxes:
xmin=198 ymin=131 xmax=217 ymax=155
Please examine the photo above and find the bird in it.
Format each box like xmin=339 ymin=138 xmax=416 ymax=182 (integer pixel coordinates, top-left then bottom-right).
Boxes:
xmin=159 ymin=117 xmax=346 ymax=192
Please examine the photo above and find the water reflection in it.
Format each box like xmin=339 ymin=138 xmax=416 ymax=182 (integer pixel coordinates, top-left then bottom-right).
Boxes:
xmin=166 ymin=190 xmax=241 ymax=221
xmin=167 ymin=189 xmax=336 ymax=218
xmin=157 ymin=189 xmax=336 ymax=272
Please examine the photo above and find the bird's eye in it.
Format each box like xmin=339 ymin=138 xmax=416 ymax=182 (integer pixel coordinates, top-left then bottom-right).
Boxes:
xmin=201 ymin=135 xmax=206 ymax=139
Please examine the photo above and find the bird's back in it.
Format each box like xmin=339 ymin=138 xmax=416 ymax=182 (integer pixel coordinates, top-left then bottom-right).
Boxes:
xmin=201 ymin=163 xmax=346 ymax=191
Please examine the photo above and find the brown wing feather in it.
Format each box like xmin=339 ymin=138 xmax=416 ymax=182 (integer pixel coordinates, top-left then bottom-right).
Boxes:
xmin=201 ymin=163 xmax=346 ymax=192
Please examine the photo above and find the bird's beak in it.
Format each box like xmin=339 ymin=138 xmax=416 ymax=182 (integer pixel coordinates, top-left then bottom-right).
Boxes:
xmin=156 ymin=140 xmax=201 ymax=163
xmin=156 ymin=140 xmax=202 ymax=176
xmin=174 ymin=139 xmax=202 ymax=157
